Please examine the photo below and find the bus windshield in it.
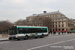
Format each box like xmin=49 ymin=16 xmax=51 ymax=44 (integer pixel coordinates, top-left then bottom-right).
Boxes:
xmin=9 ymin=26 xmax=17 ymax=35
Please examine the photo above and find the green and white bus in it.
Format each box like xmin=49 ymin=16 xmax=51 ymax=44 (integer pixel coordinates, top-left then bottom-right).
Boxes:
xmin=8 ymin=26 xmax=49 ymax=40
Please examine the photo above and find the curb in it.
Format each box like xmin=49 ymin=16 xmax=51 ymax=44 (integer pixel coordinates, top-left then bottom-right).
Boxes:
xmin=0 ymin=38 xmax=9 ymax=41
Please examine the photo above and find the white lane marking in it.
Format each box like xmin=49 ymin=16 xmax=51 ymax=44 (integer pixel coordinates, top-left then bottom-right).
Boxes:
xmin=27 ymin=39 xmax=75 ymax=50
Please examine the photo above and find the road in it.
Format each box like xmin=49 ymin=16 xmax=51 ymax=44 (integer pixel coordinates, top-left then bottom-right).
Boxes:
xmin=0 ymin=34 xmax=75 ymax=50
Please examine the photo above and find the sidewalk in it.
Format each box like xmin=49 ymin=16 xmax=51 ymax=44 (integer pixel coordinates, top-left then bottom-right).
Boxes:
xmin=49 ymin=32 xmax=67 ymax=35
xmin=48 ymin=32 xmax=73 ymax=36
xmin=0 ymin=38 xmax=8 ymax=41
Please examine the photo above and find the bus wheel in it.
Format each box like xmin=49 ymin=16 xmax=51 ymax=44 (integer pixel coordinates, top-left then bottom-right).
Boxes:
xmin=25 ymin=36 xmax=28 ymax=40
xmin=40 ymin=34 xmax=44 ymax=38
xmin=35 ymin=36 xmax=38 ymax=38
xmin=17 ymin=38 xmax=20 ymax=40
xmin=9 ymin=38 xmax=12 ymax=40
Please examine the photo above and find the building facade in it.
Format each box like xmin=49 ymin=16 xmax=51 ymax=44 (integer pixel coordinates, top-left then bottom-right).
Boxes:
xmin=26 ymin=14 xmax=53 ymax=31
xmin=26 ymin=11 xmax=75 ymax=32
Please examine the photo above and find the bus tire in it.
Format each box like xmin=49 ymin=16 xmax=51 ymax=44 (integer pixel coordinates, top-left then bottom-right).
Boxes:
xmin=25 ymin=35 xmax=28 ymax=40
xmin=9 ymin=38 xmax=12 ymax=40
xmin=40 ymin=34 xmax=44 ymax=38
xmin=35 ymin=36 xmax=38 ymax=38
xmin=17 ymin=38 xmax=20 ymax=40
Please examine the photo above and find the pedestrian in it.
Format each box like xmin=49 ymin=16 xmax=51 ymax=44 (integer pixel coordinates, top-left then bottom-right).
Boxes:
xmin=70 ymin=32 xmax=71 ymax=34
xmin=62 ymin=31 xmax=63 ymax=34
xmin=55 ymin=31 xmax=56 ymax=35
xmin=67 ymin=32 xmax=69 ymax=34
xmin=58 ymin=32 xmax=60 ymax=35
xmin=49 ymin=31 xmax=50 ymax=35
xmin=50 ymin=31 xmax=52 ymax=34
xmin=53 ymin=31 xmax=55 ymax=35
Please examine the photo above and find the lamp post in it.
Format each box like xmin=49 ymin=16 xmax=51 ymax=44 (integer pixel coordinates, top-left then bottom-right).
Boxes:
xmin=37 ymin=15 xmax=42 ymax=26
xmin=39 ymin=17 xmax=42 ymax=26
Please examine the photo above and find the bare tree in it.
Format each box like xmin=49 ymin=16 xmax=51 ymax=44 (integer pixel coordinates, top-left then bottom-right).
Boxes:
xmin=26 ymin=16 xmax=53 ymax=31
xmin=14 ymin=19 xmax=26 ymax=26
xmin=0 ymin=21 xmax=14 ymax=34
xmin=42 ymin=17 xmax=53 ymax=31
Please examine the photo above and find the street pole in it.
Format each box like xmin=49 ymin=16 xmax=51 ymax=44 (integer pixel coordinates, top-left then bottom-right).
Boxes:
xmin=39 ymin=18 xmax=42 ymax=26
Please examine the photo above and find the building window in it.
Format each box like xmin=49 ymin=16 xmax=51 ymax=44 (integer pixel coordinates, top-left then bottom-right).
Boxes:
xmin=56 ymin=29 xmax=57 ymax=31
xmin=62 ymin=29 xmax=64 ymax=31
xmin=66 ymin=29 xmax=67 ymax=30
xmin=62 ymin=25 xmax=64 ymax=27
xmin=59 ymin=25 xmax=60 ymax=27
xmin=53 ymin=22 xmax=54 ymax=24
xmin=66 ymin=25 xmax=67 ymax=27
xmin=62 ymin=22 xmax=63 ymax=24
xmin=53 ymin=25 xmax=54 ymax=28
xmin=59 ymin=29 xmax=60 ymax=31
xmin=56 ymin=25 xmax=57 ymax=28
xmin=53 ymin=29 xmax=54 ymax=31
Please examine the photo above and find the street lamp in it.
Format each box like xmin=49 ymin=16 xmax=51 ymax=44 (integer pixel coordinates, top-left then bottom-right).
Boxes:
xmin=39 ymin=17 xmax=42 ymax=26
xmin=37 ymin=15 xmax=42 ymax=26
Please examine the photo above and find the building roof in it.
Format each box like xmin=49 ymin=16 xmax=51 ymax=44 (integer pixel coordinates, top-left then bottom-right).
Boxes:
xmin=27 ymin=11 xmax=65 ymax=17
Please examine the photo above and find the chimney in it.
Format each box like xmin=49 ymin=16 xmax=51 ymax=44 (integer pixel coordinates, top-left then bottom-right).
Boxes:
xmin=43 ymin=11 xmax=47 ymax=13
xmin=33 ymin=14 xmax=37 ymax=15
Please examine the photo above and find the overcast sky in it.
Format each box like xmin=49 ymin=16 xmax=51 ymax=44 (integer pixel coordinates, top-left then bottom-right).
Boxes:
xmin=0 ymin=0 xmax=75 ymax=23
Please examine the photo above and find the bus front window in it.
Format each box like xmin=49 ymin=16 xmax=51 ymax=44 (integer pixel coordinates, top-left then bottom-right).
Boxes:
xmin=9 ymin=29 xmax=16 ymax=35
xmin=9 ymin=26 xmax=17 ymax=35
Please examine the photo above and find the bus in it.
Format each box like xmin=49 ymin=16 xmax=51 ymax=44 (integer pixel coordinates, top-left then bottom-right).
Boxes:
xmin=8 ymin=26 xmax=49 ymax=40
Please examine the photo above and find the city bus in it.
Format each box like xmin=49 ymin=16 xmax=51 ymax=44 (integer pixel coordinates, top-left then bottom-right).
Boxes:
xmin=8 ymin=26 xmax=49 ymax=40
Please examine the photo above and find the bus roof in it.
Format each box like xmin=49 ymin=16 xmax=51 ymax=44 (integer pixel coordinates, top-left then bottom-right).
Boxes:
xmin=16 ymin=26 xmax=48 ymax=28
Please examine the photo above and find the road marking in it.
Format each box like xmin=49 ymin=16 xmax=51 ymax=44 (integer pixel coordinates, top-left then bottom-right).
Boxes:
xmin=27 ymin=39 xmax=75 ymax=50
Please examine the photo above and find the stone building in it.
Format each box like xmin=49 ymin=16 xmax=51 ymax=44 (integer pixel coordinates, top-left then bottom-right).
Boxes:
xmin=26 ymin=12 xmax=53 ymax=31
xmin=26 ymin=11 xmax=75 ymax=32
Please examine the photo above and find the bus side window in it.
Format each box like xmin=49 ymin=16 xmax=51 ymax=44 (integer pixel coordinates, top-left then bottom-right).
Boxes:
xmin=18 ymin=28 xmax=23 ymax=33
xmin=42 ymin=28 xmax=47 ymax=32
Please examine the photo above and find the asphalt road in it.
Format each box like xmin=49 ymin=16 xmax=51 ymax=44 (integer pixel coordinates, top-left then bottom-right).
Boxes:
xmin=0 ymin=34 xmax=75 ymax=50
